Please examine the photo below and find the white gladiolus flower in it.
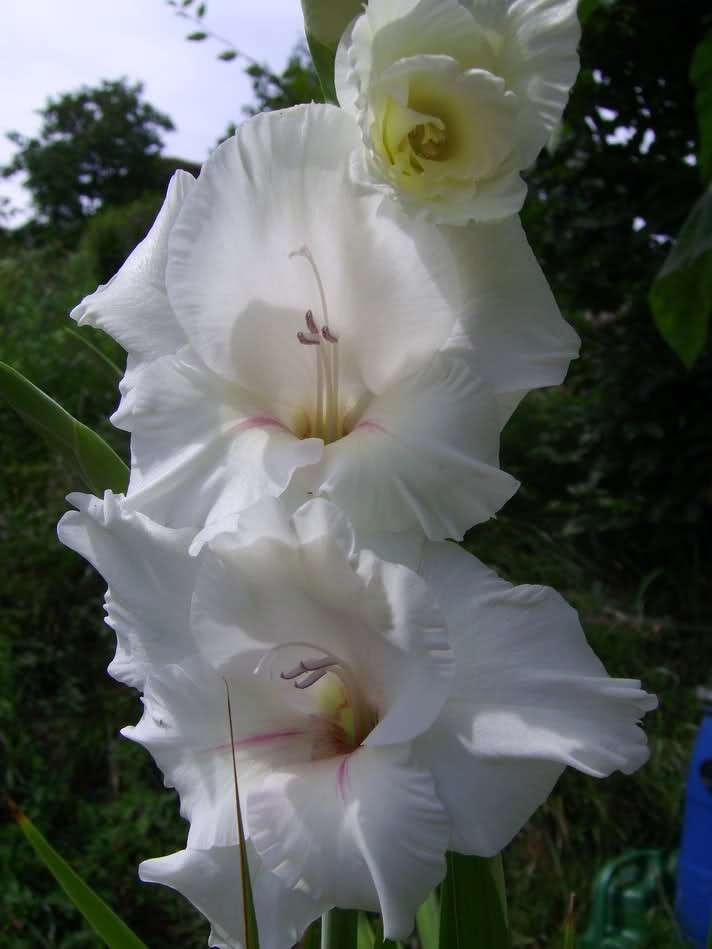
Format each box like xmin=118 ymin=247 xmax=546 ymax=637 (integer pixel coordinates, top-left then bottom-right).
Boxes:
xmin=335 ymin=0 xmax=581 ymax=223
xmin=71 ymin=104 xmax=579 ymax=540
xmin=60 ymin=493 xmax=656 ymax=946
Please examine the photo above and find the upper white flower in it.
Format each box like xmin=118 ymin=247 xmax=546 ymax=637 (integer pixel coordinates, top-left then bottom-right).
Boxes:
xmin=60 ymin=492 xmax=656 ymax=947
xmin=335 ymin=0 xmax=581 ymax=223
xmin=71 ymin=104 xmax=579 ymax=541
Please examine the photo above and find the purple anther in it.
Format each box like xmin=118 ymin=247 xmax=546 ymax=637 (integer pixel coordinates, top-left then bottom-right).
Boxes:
xmin=300 ymin=656 xmax=336 ymax=672
xmin=321 ymin=326 xmax=339 ymax=344
xmin=294 ymin=668 xmax=330 ymax=689
xmin=297 ymin=331 xmax=320 ymax=346
xmin=305 ymin=309 xmax=318 ymax=334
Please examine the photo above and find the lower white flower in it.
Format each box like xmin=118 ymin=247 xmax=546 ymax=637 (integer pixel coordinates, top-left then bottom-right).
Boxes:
xmin=71 ymin=104 xmax=578 ymax=539
xmin=87 ymin=496 xmax=654 ymax=947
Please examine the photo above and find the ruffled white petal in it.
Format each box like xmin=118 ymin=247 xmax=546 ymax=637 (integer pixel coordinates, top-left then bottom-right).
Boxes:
xmin=442 ymin=215 xmax=580 ymax=410
xmin=415 ymin=542 xmax=657 ymax=853
xmin=166 ymin=105 xmax=459 ymax=393
xmin=139 ymin=845 xmax=326 ymax=949
xmin=246 ymin=743 xmax=449 ymax=939
xmin=191 ymin=499 xmax=453 ymax=746
xmin=315 ymin=351 xmax=519 ymax=539
xmin=499 ymin=0 xmax=581 ymax=165
xmin=70 ymin=170 xmax=193 ymax=362
xmin=337 ymin=0 xmax=580 ymax=222
xmin=57 ymin=491 xmax=197 ymax=688
xmin=112 ymin=346 xmax=322 ymax=530
xmin=124 ymin=658 xmax=316 ymax=850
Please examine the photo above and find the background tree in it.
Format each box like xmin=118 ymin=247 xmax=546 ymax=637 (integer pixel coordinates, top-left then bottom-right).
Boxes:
xmin=3 ymin=79 xmax=175 ymax=240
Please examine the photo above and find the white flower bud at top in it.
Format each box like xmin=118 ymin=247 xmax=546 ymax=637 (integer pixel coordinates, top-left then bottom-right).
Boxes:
xmin=335 ymin=0 xmax=581 ymax=224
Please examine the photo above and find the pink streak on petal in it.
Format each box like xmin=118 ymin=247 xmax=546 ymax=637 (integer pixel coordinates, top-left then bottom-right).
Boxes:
xmin=336 ymin=756 xmax=350 ymax=800
xmin=232 ymin=415 xmax=290 ymax=436
xmin=353 ymin=419 xmax=387 ymax=435
xmin=210 ymin=729 xmax=306 ymax=754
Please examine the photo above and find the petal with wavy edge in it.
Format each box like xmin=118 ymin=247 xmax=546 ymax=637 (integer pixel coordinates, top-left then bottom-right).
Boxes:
xmin=442 ymin=215 xmax=580 ymax=407
xmin=246 ymin=743 xmax=449 ymax=940
xmin=191 ymin=498 xmax=453 ymax=746
xmin=112 ymin=347 xmax=322 ymax=530
xmin=166 ymin=104 xmax=461 ymax=393
xmin=499 ymin=0 xmax=581 ymax=165
xmin=57 ymin=491 xmax=197 ymax=688
xmin=315 ymin=351 xmax=519 ymax=539
xmin=123 ymin=657 xmax=317 ymax=850
xmin=365 ymin=0 xmax=493 ymax=75
xmin=70 ymin=171 xmax=193 ymax=362
xmin=414 ymin=542 xmax=656 ymax=853
xmin=140 ymin=845 xmax=327 ymax=949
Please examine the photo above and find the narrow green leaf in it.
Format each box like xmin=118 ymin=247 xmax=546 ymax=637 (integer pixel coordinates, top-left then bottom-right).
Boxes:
xmin=439 ymin=853 xmax=510 ymax=949
xmin=11 ymin=803 xmax=147 ymax=948
xmin=321 ymin=908 xmax=358 ymax=949
xmin=186 ymin=30 xmax=207 ymax=40
xmin=225 ymin=682 xmax=260 ymax=949
xmin=649 ymin=186 xmax=712 ymax=368
xmin=416 ymin=891 xmax=440 ymax=949
xmin=65 ymin=327 xmax=122 ymax=379
xmin=218 ymin=49 xmax=238 ymax=62
xmin=0 ymin=361 xmax=128 ymax=495
xmin=357 ymin=913 xmax=375 ymax=949
xmin=303 ymin=919 xmax=322 ymax=949
xmin=303 ymin=32 xmax=338 ymax=104
xmin=300 ymin=1 xmax=362 ymax=104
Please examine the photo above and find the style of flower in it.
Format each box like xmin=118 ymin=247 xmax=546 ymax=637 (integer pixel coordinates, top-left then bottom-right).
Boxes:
xmin=71 ymin=104 xmax=579 ymax=541
xmin=335 ymin=0 xmax=581 ymax=223
xmin=60 ymin=493 xmax=656 ymax=946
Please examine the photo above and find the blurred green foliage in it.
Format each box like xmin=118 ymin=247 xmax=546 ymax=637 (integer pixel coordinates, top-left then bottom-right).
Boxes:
xmin=1 ymin=2 xmax=711 ymax=947
xmin=2 ymin=80 xmax=174 ymax=243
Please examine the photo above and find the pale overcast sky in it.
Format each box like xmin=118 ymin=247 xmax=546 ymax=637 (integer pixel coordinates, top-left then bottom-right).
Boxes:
xmin=1 ymin=0 xmax=307 ymax=218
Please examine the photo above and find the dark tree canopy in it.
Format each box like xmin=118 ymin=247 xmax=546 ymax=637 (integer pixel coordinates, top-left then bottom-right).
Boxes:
xmin=3 ymin=78 xmax=175 ymax=236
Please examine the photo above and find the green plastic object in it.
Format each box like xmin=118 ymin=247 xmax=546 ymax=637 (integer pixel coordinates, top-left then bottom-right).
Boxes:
xmin=580 ymin=849 xmax=676 ymax=948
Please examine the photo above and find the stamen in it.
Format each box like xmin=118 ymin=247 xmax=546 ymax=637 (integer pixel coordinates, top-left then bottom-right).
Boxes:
xmin=289 ymin=246 xmax=341 ymax=443
xmin=294 ymin=668 xmax=330 ymax=689
xmin=305 ymin=309 xmax=319 ymax=335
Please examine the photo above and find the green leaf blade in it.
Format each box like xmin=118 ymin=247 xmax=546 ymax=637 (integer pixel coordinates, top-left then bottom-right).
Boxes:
xmin=649 ymin=186 xmax=712 ymax=368
xmin=321 ymin=908 xmax=358 ymax=949
xmin=12 ymin=806 xmax=148 ymax=948
xmin=439 ymin=853 xmax=511 ymax=949
xmin=0 ymin=361 xmax=128 ymax=495
xmin=416 ymin=890 xmax=440 ymax=949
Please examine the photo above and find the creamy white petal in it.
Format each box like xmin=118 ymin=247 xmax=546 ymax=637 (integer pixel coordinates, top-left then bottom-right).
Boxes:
xmin=191 ymin=498 xmax=453 ymax=746
xmin=442 ymin=215 xmax=580 ymax=402
xmin=139 ymin=845 xmax=326 ymax=949
xmin=337 ymin=0 xmax=580 ymax=222
xmin=57 ymin=491 xmax=197 ymax=688
xmin=70 ymin=171 xmax=192 ymax=362
xmin=166 ymin=105 xmax=460 ymax=393
xmin=415 ymin=542 xmax=657 ymax=853
xmin=112 ymin=347 xmax=322 ymax=530
xmin=315 ymin=351 xmax=519 ymax=539
xmin=246 ymin=744 xmax=449 ymax=940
